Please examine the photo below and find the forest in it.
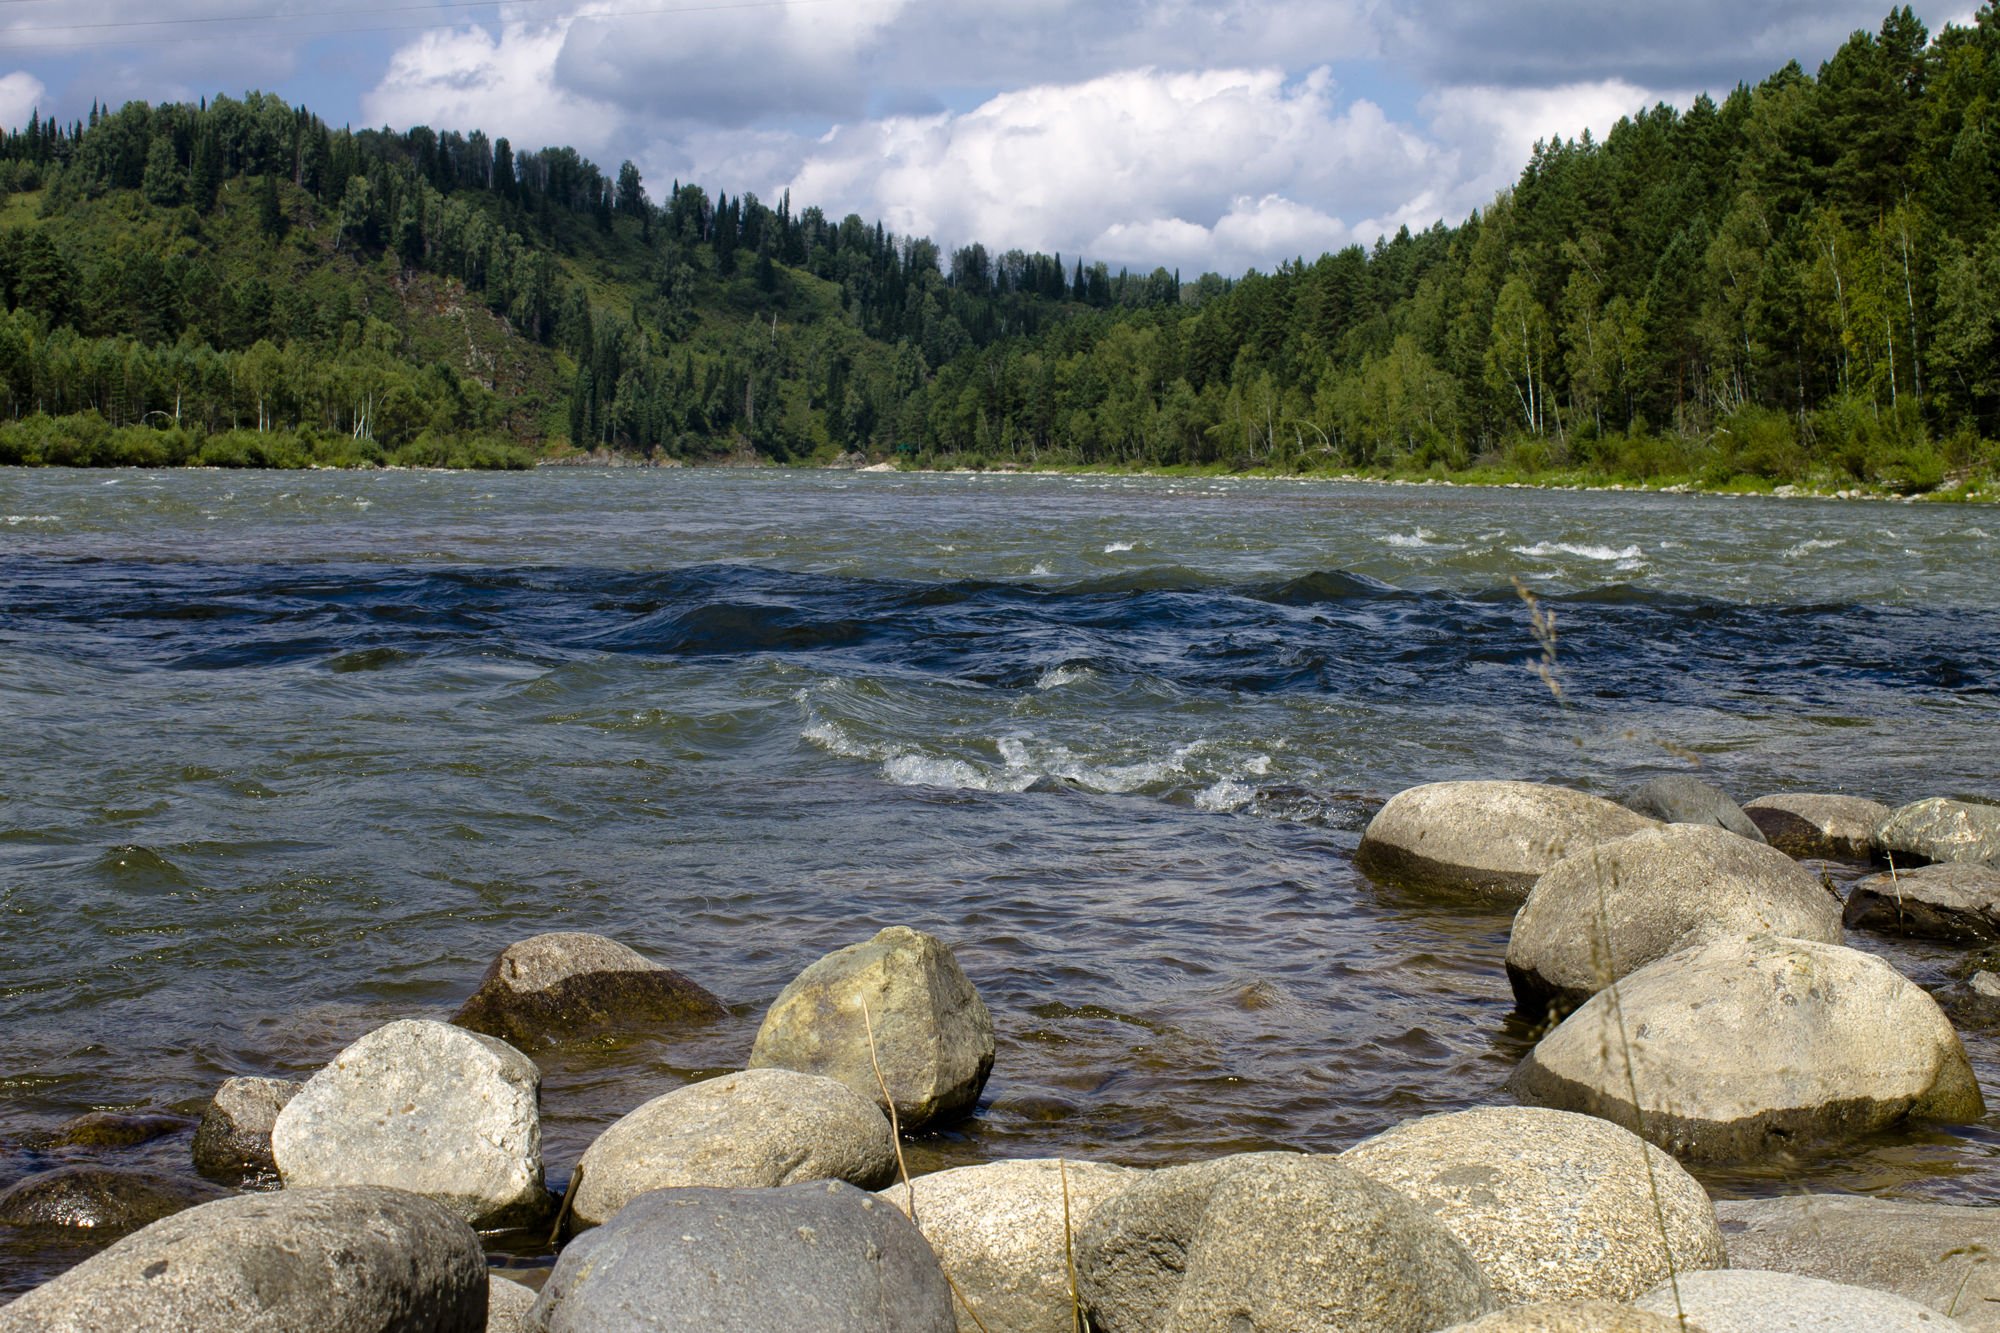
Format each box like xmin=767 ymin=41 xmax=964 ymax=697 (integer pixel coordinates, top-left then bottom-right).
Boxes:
xmin=1 ymin=4 xmax=1998 ymax=492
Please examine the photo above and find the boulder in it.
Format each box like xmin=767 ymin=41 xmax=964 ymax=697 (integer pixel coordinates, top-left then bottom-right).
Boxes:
xmin=527 ymin=1180 xmax=955 ymax=1332
xmin=487 ymin=1276 xmax=539 ymax=1333
xmin=0 ymin=1185 xmax=487 ymax=1332
xmin=1355 ymin=781 xmax=1657 ymax=901
xmin=569 ymin=1067 xmax=896 ymax=1229
xmin=749 ymin=926 xmax=994 ymax=1129
xmin=1076 ymin=1154 xmax=1493 ymax=1333
xmin=47 ymin=1110 xmax=192 ymax=1150
xmin=449 ymin=932 xmax=725 ymax=1047
xmin=1716 ymin=1194 xmax=2000 ymax=1329
xmin=271 ymin=1019 xmax=548 ymax=1230
xmin=1745 ymin=793 xmax=1891 ymax=861
xmin=1506 ymin=823 xmax=1842 ymax=1015
xmin=1508 ymin=934 xmax=1985 ymax=1162
xmin=1633 ymin=1268 xmax=1966 ymax=1330
xmin=1845 ymin=863 xmax=2000 ymax=944
xmin=1338 ymin=1106 xmax=1725 ymax=1305
xmin=192 ymin=1077 xmax=301 ymax=1183
xmin=1879 ymin=798 xmax=2000 ymax=867
xmin=879 ymin=1158 xmax=1139 ymax=1333
xmin=0 ymin=1166 xmax=229 ymax=1232
xmin=1439 ymin=1305 xmax=1684 ymax=1332
xmin=1620 ymin=774 xmax=1766 ymax=842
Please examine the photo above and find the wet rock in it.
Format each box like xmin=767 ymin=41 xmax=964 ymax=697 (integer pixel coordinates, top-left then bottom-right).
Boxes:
xmin=0 ymin=1165 xmax=229 ymax=1232
xmin=528 ymin=1180 xmax=955 ymax=1332
xmin=1439 ymin=1304 xmax=1684 ymax=1332
xmin=192 ymin=1077 xmax=301 ymax=1183
xmin=749 ymin=926 xmax=994 ymax=1130
xmin=1508 ymin=934 xmax=1984 ymax=1162
xmin=47 ymin=1110 xmax=193 ymax=1150
xmin=879 ymin=1158 xmax=1140 ymax=1333
xmin=1845 ymin=863 xmax=2000 ymax=944
xmin=1338 ymin=1105 xmax=1725 ymax=1305
xmin=0 ymin=1185 xmax=487 ymax=1332
xmin=569 ymin=1067 xmax=895 ymax=1230
xmin=1744 ymin=793 xmax=1891 ymax=861
xmin=1076 ymin=1154 xmax=1493 ymax=1333
xmin=1620 ymin=774 xmax=1766 ymax=842
xmin=449 ymin=932 xmax=725 ymax=1048
xmin=487 ymin=1275 xmax=539 ymax=1333
xmin=1634 ymin=1268 xmax=1966 ymax=1330
xmin=1716 ymin=1194 xmax=2000 ymax=1329
xmin=1878 ymin=798 xmax=2000 ymax=867
xmin=1506 ymin=823 xmax=1841 ymax=1015
xmin=1355 ymin=780 xmax=1657 ymax=901
xmin=272 ymin=1018 xmax=548 ymax=1230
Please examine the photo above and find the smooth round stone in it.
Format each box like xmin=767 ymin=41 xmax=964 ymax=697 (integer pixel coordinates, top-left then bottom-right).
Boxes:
xmin=450 ymin=931 xmax=725 ymax=1048
xmin=1355 ymin=780 xmax=1657 ymax=901
xmin=1620 ymin=773 xmax=1765 ymax=841
xmin=1339 ymin=1106 xmax=1725 ymax=1305
xmin=1878 ymin=798 xmax=2000 ymax=867
xmin=1745 ymin=793 xmax=1891 ymax=861
xmin=486 ymin=1275 xmax=539 ymax=1332
xmin=0 ymin=1186 xmax=487 ymax=1332
xmin=570 ymin=1067 xmax=896 ymax=1229
xmin=1506 ymin=823 xmax=1841 ymax=1015
xmin=1633 ymin=1268 xmax=1967 ymax=1330
xmin=192 ymin=1077 xmax=302 ymax=1183
xmin=879 ymin=1158 xmax=1140 ymax=1333
xmin=1508 ymin=934 xmax=1985 ymax=1162
xmin=0 ymin=1166 xmax=229 ymax=1232
xmin=1844 ymin=863 xmax=2000 ymax=943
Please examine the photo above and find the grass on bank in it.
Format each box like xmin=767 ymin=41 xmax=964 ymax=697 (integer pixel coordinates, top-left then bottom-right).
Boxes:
xmin=0 ymin=412 xmax=536 ymax=470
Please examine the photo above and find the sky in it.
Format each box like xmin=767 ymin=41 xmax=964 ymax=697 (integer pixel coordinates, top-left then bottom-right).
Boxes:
xmin=0 ymin=1 xmax=1982 ymax=276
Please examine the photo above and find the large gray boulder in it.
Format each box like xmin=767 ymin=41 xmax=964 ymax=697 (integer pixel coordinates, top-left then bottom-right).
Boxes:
xmin=879 ymin=1158 xmax=1139 ymax=1333
xmin=1338 ymin=1106 xmax=1725 ymax=1305
xmin=1508 ymin=934 xmax=1985 ymax=1162
xmin=1745 ymin=793 xmax=1891 ymax=861
xmin=1717 ymin=1194 xmax=2000 ymax=1329
xmin=0 ymin=1166 xmax=229 ymax=1232
xmin=1633 ymin=1268 xmax=1966 ymax=1330
xmin=1076 ymin=1154 xmax=1494 ymax=1333
xmin=1506 ymin=823 xmax=1842 ymax=1015
xmin=527 ymin=1180 xmax=955 ymax=1332
xmin=1439 ymin=1305 xmax=1684 ymax=1332
xmin=272 ymin=1019 xmax=548 ymax=1230
xmin=749 ymin=926 xmax=994 ymax=1130
xmin=192 ymin=1076 xmax=301 ymax=1183
xmin=450 ymin=933 xmax=725 ymax=1048
xmin=1879 ymin=798 xmax=2000 ymax=867
xmin=1355 ymin=781 xmax=1657 ymax=901
xmin=1621 ymin=773 xmax=1766 ymax=842
xmin=0 ymin=1185 xmax=487 ymax=1332
xmin=569 ymin=1067 xmax=896 ymax=1229
xmin=1846 ymin=863 xmax=2000 ymax=944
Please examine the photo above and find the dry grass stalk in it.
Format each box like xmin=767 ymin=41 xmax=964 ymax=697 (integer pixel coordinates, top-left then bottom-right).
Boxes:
xmin=1060 ymin=1157 xmax=1081 ymax=1333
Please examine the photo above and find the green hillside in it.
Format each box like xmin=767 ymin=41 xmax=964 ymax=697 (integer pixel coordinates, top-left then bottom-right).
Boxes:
xmin=3 ymin=5 xmax=2000 ymax=495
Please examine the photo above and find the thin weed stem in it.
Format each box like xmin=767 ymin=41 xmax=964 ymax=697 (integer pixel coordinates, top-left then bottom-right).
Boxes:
xmin=1060 ymin=1157 xmax=1081 ymax=1333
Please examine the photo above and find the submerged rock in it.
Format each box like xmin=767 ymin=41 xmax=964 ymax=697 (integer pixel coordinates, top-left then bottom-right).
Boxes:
xmin=1744 ymin=793 xmax=1891 ymax=861
xmin=1878 ymin=798 xmax=2000 ymax=867
xmin=449 ymin=932 xmax=725 ymax=1048
xmin=0 ymin=1185 xmax=487 ymax=1332
xmin=1338 ymin=1105 xmax=1725 ymax=1305
xmin=529 ymin=1181 xmax=955 ymax=1332
xmin=1076 ymin=1153 xmax=1493 ymax=1333
xmin=46 ymin=1110 xmax=192 ymax=1151
xmin=749 ymin=926 xmax=994 ymax=1130
xmin=569 ymin=1067 xmax=896 ymax=1230
xmin=0 ymin=1165 xmax=229 ymax=1232
xmin=1506 ymin=823 xmax=1841 ymax=1015
xmin=1716 ymin=1194 xmax=2000 ymax=1329
xmin=1355 ymin=781 xmax=1657 ymax=901
xmin=1620 ymin=774 xmax=1766 ymax=842
xmin=880 ymin=1158 xmax=1139 ymax=1333
xmin=192 ymin=1076 xmax=301 ymax=1183
xmin=1845 ymin=862 xmax=2000 ymax=943
xmin=1634 ymin=1268 xmax=1966 ymax=1331
xmin=1508 ymin=934 xmax=1984 ymax=1162
xmin=272 ymin=1018 xmax=548 ymax=1230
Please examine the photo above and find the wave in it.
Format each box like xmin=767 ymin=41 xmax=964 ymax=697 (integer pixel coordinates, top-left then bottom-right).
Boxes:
xmin=1509 ymin=540 xmax=1645 ymax=563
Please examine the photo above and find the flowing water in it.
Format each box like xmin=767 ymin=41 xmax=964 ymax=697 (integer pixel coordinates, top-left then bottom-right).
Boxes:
xmin=2 ymin=467 xmax=1998 ymax=1294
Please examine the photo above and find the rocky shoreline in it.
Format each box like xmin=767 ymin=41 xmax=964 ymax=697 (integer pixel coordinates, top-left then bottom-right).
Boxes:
xmin=4 ymin=785 xmax=1999 ymax=1330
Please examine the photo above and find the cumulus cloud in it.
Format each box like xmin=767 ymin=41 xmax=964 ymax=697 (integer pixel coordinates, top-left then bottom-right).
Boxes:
xmin=0 ymin=72 xmax=47 ymax=130
xmin=362 ymin=17 xmax=622 ymax=155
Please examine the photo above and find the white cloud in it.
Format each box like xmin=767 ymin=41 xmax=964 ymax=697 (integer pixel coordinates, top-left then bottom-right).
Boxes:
xmin=0 ymin=72 xmax=47 ymax=131
xmin=361 ymin=17 xmax=620 ymax=155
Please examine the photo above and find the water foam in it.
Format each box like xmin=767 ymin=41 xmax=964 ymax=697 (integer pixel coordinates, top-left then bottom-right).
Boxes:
xmin=1509 ymin=541 xmax=1645 ymax=562
xmin=1383 ymin=528 xmax=1436 ymax=548
xmin=1783 ymin=537 xmax=1844 ymax=559
xmin=1104 ymin=541 xmax=1136 ymax=553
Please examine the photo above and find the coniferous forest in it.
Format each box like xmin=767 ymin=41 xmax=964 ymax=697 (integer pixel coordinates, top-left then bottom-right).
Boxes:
xmin=2 ymin=5 xmax=2000 ymax=492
